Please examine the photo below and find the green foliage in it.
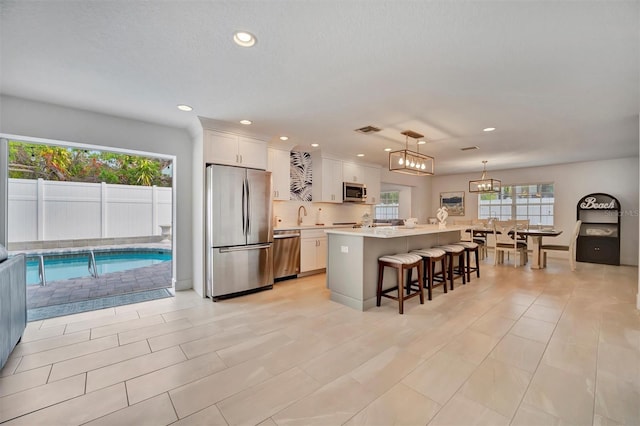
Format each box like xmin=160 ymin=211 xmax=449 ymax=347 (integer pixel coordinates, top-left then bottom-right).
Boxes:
xmin=8 ymin=141 xmax=172 ymax=187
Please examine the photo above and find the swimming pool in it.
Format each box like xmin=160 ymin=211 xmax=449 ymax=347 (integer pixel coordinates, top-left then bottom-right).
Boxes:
xmin=26 ymin=249 xmax=171 ymax=285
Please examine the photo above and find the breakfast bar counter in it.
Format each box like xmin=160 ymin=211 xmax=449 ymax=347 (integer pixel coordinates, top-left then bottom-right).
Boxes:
xmin=324 ymin=225 xmax=465 ymax=311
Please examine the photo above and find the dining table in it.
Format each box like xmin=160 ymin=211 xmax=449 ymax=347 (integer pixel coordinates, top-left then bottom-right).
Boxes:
xmin=468 ymin=227 xmax=563 ymax=269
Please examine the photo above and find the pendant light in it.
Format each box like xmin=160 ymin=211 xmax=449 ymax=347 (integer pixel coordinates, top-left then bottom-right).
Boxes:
xmin=469 ymin=160 xmax=501 ymax=193
xmin=388 ymin=130 xmax=435 ymax=176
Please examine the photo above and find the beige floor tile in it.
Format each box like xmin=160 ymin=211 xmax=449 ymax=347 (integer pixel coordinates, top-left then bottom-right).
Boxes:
xmin=541 ymin=338 xmax=597 ymax=378
xmin=86 ymin=346 xmax=186 ymax=392
xmin=523 ymin=304 xmax=564 ymax=323
xmin=40 ymin=307 xmax=115 ymax=329
xmin=84 ymin=392 xmax=178 ymax=426
xmin=597 ymin=341 xmax=640 ymax=387
xmin=216 ymin=331 xmax=293 ymax=367
xmin=460 ymin=357 xmax=532 ymax=418
xmin=489 ymin=334 xmax=546 ymax=373
xmin=89 ymin=313 xmax=165 ymax=339
xmin=49 ymin=340 xmax=150 ymax=382
xmin=16 ymin=335 xmax=119 ymax=372
xmin=10 ymin=330 xmax=90 ymax=357
xmin=345 ymin=383 xmax=441 ymax=426
xmin=217 ymin=367 xmax=320 ymax=425
xmin=509 ymin=316 xmax=556 ymax=343
xmin=553 ymin=315 xmax=600 ymax=348
xmin=0 ymin=356 xmax=21 ymax=377
xmin=398 ymin=326 xmax=452 ymax=360
xmin=4 ymin=383 xmax=127 ymax=425
xmin=20 ymin=324 xmax=66 ymax=343
xmin=440 ymin=329 xmax=500 ymax=365
xmin=254 ymin=334 xmax=341 ymax=376
xmin=169 ymin=360 xmax=273 ymax=419
xmin=349 ymin=346 xmax=423 ymax=396
xmin=511 ymin=403 xmax=565 ymax=426
xmin=595 ymin=371 xmax=640 ymax=425
xmin=533 ymin=294 xmax=569 ymax=310
xmin=0 ymin=365 xmax=51 ymax=397
xmin=427 ymin=394 xmax=510 ymax=426
xmin=126 ymin=351 xmax=227 ymax=405
xmin=524 ymin=364 xmax=594 ymax=425
xmin=0 ymin=374 xmax=85 ymax=423
xmin=298 ymin=338 xmax=383 ymax=385
xmin=470 ymin=313 xmax=516 ymax=338
xmin=147 ymin=322 xmax=230 ymax=353
xmin=486 ymin=301 xmax=529 ymax=321
xmin=599 ymin=319 xmax=640 ymax=350
xmin=271 ymin=375 xmax=378 ymax=426
xmin=402 ymin=351 xmax=477 ymax=405
xmin=593 ymin=413 xmax=629 ymax=426
xmin=118 ymin=318 xmax=193 ymax=346
xmin=257 ymin=418 xmax=277 ymax=426
xmin=63 ymin=310 xmax=140 ymax=334
xmin=171 ymin=404 xmax=228 ymax=426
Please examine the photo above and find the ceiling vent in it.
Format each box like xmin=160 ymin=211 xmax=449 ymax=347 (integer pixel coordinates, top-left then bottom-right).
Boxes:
xmin=354 ymin=125 xmax=382 ymax=134
xmin=461 ymin=146 xmax=479 ymax=151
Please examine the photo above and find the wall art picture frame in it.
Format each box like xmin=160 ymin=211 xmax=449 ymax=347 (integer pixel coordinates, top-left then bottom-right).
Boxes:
xmin=440 ymin=191 xmax=465 ymax=216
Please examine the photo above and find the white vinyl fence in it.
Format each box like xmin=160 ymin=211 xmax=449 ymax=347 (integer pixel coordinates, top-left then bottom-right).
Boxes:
xmin=8 ymin=178 xmax=172 ymax=242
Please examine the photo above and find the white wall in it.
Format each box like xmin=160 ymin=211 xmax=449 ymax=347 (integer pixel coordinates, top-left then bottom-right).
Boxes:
xmin=0 ymin=95 xmax=194 ymax=290
xmin=379 ymin=169 xmax=433 ymax=223
xmin=431 ymin=157 xmax=639 ymax=266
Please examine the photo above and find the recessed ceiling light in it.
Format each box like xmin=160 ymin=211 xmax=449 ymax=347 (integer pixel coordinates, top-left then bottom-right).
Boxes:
xmin=483 ymin=127 xmax=496 ymax=132
xmin=417 ymin=140 xmax=426 ymax=145
xmin=279 ymin=136 xmax=289 ymax=141
xmin=233 ymin=31 xmax=257 ymax=47
xmin=177 ymin=104 xmax=193 ymax=112
xmin=239 ymin=119 xmax=252 ymax=125
xmin=311 ymin=143 xmax=319 ymax=147
xmin=384 ymin=148 xmax=392 ymax=152
xmin=357 ymin=154 xmax=365 ymax=157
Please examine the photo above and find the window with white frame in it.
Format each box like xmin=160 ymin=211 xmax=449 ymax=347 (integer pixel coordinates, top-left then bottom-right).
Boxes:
xmin=478 ymin=183 xmax=554 ymax=226
xmin=375 ymin=191 xmax=400 ymax=220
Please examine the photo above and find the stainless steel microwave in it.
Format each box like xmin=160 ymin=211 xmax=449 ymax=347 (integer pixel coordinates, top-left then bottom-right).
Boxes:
xmin=343 ymin=182 xmax=367 ymax=202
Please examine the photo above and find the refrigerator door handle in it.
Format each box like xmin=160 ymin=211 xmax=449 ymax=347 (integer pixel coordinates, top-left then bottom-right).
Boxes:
xmin=246 ymin=178 xmax=251 ymax=235
xmin=241 ymin=177 xmax=246 ymax=236
xmin=219 ymin=244 xmax=271 ymax=253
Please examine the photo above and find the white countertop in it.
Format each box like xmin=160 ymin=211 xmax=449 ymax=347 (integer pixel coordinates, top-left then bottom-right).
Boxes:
xmin=324 ymin=224 xmax=466 ymax=238
xmin=274 ymin=224 xmax=355 ymax=231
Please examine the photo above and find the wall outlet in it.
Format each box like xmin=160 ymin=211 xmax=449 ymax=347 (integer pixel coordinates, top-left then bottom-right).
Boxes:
xmin=340 ymin=246 xmax=349 ymax=253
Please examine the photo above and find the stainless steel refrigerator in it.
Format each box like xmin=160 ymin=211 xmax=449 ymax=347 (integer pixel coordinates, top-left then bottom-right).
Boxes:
xmin=206 ymin=164 xmax=273 ymax=299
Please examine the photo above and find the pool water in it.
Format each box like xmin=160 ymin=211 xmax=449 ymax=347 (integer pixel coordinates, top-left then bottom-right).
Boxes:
xmin=26 ymin=251 xmax=171 ymax=285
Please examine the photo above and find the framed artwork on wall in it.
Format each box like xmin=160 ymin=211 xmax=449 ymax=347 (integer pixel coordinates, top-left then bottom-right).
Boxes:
xmin=440 ymin=191 xmax=465 ymax=216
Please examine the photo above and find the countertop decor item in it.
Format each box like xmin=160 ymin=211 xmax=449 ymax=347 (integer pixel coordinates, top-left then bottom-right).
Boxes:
xmin=469 ymin=160 xmax=501 ymax=193
xmin=388 ymin=130 xmax=435 ymax=176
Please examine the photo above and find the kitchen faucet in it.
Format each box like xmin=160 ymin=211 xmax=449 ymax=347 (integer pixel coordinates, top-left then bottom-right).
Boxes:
xmin=297 ymin=205 xmax=307 ymax=226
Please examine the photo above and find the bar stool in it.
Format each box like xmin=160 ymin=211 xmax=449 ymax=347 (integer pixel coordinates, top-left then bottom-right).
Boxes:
xmin=410 ymin=248 xmax=447 ymax=300
xmin=376 ymin=253 xmax=424 ymax=314
xmin=433 ymin=244 xmax=466 ymax=290
xmin=456 ymin=241 xmax=481 ymax=282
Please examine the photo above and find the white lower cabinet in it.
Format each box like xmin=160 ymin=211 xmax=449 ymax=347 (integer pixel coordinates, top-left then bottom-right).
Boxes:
xmin=300 ymin=229 xmax=327 ymax=272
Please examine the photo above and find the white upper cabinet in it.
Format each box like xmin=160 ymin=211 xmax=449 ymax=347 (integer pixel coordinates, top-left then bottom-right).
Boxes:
xmin=363 ymin=165 xmax=381 ymax=205
xmin=267 ymin=147 xmax=291 ymax=200
xmin=204 ymin=130 xmax=267 ymax=170
xmin=311 ymin=152 xmax=343 ymax=203
xmin=342 ymin=161 xmax=364 ymax=183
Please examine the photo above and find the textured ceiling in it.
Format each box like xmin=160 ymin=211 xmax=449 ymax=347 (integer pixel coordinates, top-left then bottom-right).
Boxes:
xmin=1 ymin=1 xmax=638 ymax=175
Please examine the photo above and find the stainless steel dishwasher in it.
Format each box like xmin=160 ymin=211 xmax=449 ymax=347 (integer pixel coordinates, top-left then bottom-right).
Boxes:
xmin=273 ymin=230 xmax=300 ymax=281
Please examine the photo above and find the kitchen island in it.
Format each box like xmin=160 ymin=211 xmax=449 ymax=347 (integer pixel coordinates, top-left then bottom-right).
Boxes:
xmin=324 ymin=225 xmax=465 ymax=311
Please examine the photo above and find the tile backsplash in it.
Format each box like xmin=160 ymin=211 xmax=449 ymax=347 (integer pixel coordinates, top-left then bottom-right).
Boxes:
xmin=273 ymin=201 xmax=373 ymax=228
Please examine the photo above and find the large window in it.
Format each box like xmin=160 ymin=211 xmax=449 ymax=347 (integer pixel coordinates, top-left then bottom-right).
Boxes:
xmin=478 ymin=183 xmax=554 ymax=225
xmin=375 ymin=191 xmax=400 ymax=220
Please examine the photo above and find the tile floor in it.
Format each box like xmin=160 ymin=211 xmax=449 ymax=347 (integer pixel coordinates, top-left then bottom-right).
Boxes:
xmin=1 ymin=258 xmax=638 ymax=425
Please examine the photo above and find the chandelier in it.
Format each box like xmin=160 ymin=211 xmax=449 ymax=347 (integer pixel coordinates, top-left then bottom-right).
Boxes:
xmin=469 ymin=160 xmax=501 ymax=193
xmin=388 ymin=130 xmax=435 ymax=176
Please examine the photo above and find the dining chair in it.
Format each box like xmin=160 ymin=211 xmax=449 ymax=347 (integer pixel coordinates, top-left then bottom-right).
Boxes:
xmin=541 ymin=220 xmax=582 ymax=271
xmin=454 ymin=219 xmax=473 ymax=241
xmin=493 ymin=220 xmax=528 ymax=267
